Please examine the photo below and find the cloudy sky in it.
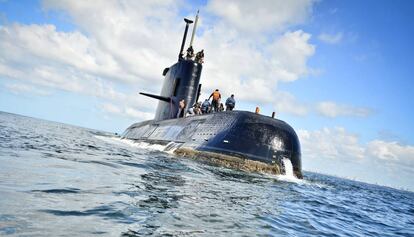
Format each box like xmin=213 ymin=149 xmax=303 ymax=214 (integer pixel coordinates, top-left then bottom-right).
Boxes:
xmin=1 ymin=0 xmax=413 ymax=191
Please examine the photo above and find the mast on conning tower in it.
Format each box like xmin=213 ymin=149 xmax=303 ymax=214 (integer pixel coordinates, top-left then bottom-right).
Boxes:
xmin=189 ymin=10 xmax=199 ymax=48
xmin=178 ymin=18 xmax=193 ymax=60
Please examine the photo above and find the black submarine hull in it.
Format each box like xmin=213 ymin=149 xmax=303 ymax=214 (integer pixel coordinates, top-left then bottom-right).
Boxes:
xmin=122 ymin=111 xmax=302 ymax=178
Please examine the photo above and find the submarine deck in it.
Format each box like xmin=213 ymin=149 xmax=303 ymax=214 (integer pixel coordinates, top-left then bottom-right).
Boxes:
xmin=122 ymin=111 xmax=302 ymax=177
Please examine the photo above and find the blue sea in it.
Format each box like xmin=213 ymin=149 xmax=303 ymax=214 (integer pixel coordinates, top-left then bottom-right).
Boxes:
xmin=0 ymin=111 xmax=413 ymax=236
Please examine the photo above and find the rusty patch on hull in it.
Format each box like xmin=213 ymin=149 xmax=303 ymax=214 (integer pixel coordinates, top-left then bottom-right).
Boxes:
xmin=174 ymin=148 xmax=281 ymax=175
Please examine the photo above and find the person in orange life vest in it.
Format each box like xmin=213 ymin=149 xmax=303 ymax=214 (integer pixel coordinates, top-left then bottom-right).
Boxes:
xmin=208 ymin=89 xmax=221 ymax=112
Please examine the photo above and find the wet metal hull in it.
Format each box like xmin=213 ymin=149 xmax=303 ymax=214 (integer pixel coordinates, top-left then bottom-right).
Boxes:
xmin=122 ymin=111 xmax=302 ymax=178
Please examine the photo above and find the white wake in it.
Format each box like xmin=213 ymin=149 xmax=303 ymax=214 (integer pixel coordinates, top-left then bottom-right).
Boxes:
xmin=94 ymin=135 xmax=180 ymax=153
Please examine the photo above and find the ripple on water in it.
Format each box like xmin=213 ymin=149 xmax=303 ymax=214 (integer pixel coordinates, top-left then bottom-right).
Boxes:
xmin=40 ymin=203 xmax=140 ymax=224
xmin=30 ymin=188 xmax=81 ymax=194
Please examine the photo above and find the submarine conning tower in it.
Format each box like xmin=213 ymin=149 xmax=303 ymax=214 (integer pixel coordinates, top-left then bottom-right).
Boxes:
xmin=141 ymin=16 xmax=203 ymax=121
xmin=154 ymin=59 xmax=202 ymax=121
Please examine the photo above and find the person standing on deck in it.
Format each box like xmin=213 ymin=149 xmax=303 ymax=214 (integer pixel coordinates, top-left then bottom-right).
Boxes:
xmin=225 ymin=94 xmax=236 ymax=111
xmin=201 ymin=99 xmax=211 ymax=114
xmin=208 ymin=89 xmax=221 ymax=112
xmin=177 ymin=99 xmax=186 ymax=118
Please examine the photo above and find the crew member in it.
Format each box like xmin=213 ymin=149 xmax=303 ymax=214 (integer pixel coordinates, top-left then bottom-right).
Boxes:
xmin=195 ymin=49 xmax=204 ymax=64
xmin=177 ymin=99 xmax=186 ymax=118
xmin=219 ymin=103 xmax=224 ymax=112
xmin=201 ymin=99 xmax=210 ymax=114
xmin=187 ymin=102 xmax=202 ymax=116
xmin=193 ymin=102 xmax=202 ymax=115
xmin=208 ymin=89 xmax=221 ymax=112
xmin=186 ymin=46 xmax=194 ymax=60
xmin=225 ymin=94 xmax=236 ymax=111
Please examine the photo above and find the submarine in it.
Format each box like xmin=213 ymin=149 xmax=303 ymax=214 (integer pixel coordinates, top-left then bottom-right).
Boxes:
xmin=122 ymin=14 xmax=302 ymax=178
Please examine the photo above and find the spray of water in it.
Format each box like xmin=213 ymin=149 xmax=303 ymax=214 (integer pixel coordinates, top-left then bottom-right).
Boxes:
xmin=164 ymin=141 xmax=182 ymax=154
xmin=94 ymin=135 xmax=180 ymax=153
xmin=282 ymin=158 xmax=294 ymax=177
xmin=274 ymin=158 xmax=304 ymax=184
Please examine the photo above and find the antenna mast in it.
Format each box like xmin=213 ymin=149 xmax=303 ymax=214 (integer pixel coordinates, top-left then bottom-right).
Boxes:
xmin=178 ymin=18 xmax=193 ymax=60
xmin=189 ymin=10 xmax=199 ymax=48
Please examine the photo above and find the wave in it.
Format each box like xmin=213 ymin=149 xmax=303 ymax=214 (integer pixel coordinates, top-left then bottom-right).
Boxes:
xmin=94 ymin=135 xmax=182 ymax=154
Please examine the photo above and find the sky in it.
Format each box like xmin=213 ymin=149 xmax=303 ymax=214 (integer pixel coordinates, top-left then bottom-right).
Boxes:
xmin=0 ymin=0 xmax=413 ymax=191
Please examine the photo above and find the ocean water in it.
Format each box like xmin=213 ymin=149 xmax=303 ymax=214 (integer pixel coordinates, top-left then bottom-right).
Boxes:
xmin=0 ymin=111 xmax=413 ymax=237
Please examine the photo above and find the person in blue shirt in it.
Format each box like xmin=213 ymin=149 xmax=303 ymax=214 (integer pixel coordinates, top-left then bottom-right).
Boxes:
xmin=201 ymin=99 xmax=211 ymax=114
xmin=225 ymin=94 xmax=236 ymax=111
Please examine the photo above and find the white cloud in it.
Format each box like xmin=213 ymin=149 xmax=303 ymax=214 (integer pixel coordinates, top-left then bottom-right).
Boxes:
xmin=101 ymin=103 xmax=121 ymax=115
xmin=197 ymin=28 xmax=315 ymax=114
xmin=4 ymin=83 xmax=51 ymax=96
xmin=0 ymin=0 xmax=319 ymax=120
xmin=273 ymin=91 xmax=309 ymax=116
xmin=366 ymin=140 xmax=414 ymax=164
xmin=124 ymin=107 xmax=154 ymax=120
xmin=207 ymin=0 xmax=315 ymax=33
xmin=298 ymin=127 xmax=365 ymax=160
xmin=101 ymin=103 xmax=153 ymax=120
xmin=298 ymin=126 xmax=414 ymax=190
xmin=318 ymin=32 xmax=343 ymax=44
xmin=0 ymin=18 xmax=162 ymax=118
xmin=42 ymin=0 xmax=182 ymax=83
xmin=268 ymin=30 xmax=316 ymax=82
xmin=316 ymin=101 xmax=373 ymax=118
xmin=299 ymin=126 xmax=414 ymax=166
